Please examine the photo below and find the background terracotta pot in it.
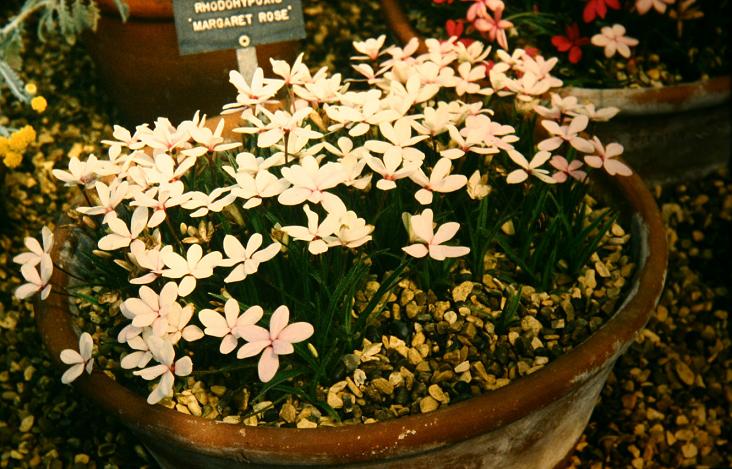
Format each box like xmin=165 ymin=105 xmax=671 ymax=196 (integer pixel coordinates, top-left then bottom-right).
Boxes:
xmin=379 ymin=0 xmax=731 ymax=185
xmin=86 ymin=0 xmax=300 ymax=126
xmin=36 ymin=147 xmax=667 ymax=468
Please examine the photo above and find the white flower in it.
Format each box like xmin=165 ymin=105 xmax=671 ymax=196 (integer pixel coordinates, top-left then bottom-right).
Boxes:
xmin=568 ymin=103 xmax=620 ymax=122
xmin=236 ymin=305 xmax=314 ymax=383
xmin=101 ymin=124 xmax=145 ymax=161
xmin=129 ymin=240 xmax=171 ymax=285
xmin=98 ymin=206 xmax=149 ymax=251
xmin=453 ymin=62 xmax=489 ymax=96
xmin=231 ymin=170 xmax=290 ymax=209
xmin=199 ymin=299 xmax=263 ymax=354
xmin=15 ymin=255 xmax=53 ymax=300
xmin=182 ymin=116 xmax=242 ymax=157
xmin=277 ymin=156 xmax=346 ymax=207
xmin=133 ymin=336 xmax=192 ymax=405
xmin=137 ymin=117 xmax=194 ymax=153
xmin=165 ymin=304 xmax=204 ymax=344
xmin=122 ymin=282 xmax=180 ymax=336
xmin=584 ymin=137 xmax=633 ymax=176
xmin=413 ymin=106 xmax=454 ymax=137
xmin=506 ymin=150 xmax=556 ymax=184
xmin=402 ymin=209 xmax=470 ymax=260
xmin=333 ymin=209 xmax=374 ymax=249
xmin=270 ymin=53 xmax=311 ymax=86
xmin=162 ymin=244 xmax=223 ymax=296
xmin=294 ymin=73 xmax=344 ymax=104
xmin=224 ymin=68 xmax=284 ymax=110
xmin=130 ymin=184 xmax=187 ymax=228
xmin=220 ymin=234 xmax=281 ymax=283
xmin=142 ymin=153 xmax=196 ymax=188
xmin=366 ymin=151 xmax=419 ymax=191
xmin=120 ymin=333 xmax=154 ymax=370
xmin=77 ymin=179 xmax=131 ymax=223
xmin=52 ymin=155 xmax=118 ymax=189
xmin=538 ymin=115 xmax=594 ymax=153
xmin=180 ymin=187 xmax=237 ymax=217
xmin=59 ymin=332 xmax=94 ymax=384
xmin=409 ymin=158 xmax=468 ymax=205
xmin=281 ymin=204 xmax=341 ymax=255
xmin=533 ymin=94 xmax=582 ymax=120
xmin=467 ymin=170 xmax=492 ymax=200
xmin=591 ymin=24 xmax=639 ymax=59
xmin=352 ymin=35 xmax=387 ymax=61
xmin=13 ymin=226 xmax=54 ymax=267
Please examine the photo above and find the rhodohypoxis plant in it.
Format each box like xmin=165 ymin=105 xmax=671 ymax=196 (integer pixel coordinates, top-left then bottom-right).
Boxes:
xmin=402 ymin=0 xmax=728 ymax=87
xmin=17 ymin=36 xmax=631 ymax=412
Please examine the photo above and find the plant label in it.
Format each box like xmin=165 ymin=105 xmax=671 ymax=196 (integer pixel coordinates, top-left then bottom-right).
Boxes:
xmin=172 ymin=0 xmax=306 ymax=56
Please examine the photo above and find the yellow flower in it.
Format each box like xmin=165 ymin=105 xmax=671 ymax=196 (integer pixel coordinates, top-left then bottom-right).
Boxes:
xmin=25 ymin=83 xmax=38 ymax=95
xmin=8 ymin=125 xmax=36 ymax=151
xmin=31 ymin=96 xmax=47 ymax=113
xmin=3 ymin=151 xmax=23 ymax=168
xmin=0 ymin=136 xmax=9 ymax=155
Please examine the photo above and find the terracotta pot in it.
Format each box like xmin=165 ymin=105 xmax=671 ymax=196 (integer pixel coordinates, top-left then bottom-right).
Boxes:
xmin=37 ymin=142 xmax=666 ymax=468
xmin=379 ymin=0 xmax=731 ymax=185
xmin=85 ymin=0 xmax=300 ymax=126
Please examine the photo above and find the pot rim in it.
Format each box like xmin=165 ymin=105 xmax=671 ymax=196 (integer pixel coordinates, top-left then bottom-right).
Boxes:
xmin=36 ymin=168 xmax=667 ymax=464
xmin=96 ymin=0 xmax=173 ymax=19
xmin=379 ymin=0 xmax=730 ymax=115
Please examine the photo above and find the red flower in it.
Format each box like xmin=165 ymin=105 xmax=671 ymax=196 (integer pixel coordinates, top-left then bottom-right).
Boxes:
xmin=582 ymin=0 xmax=621 ymax=23
xmin=551 ymin=23 xmax=590 ymax=64
xmin=445 ymin=19 xmax=465 ymax=38
xmin=433 ymin=0 xmax=454 ymax=4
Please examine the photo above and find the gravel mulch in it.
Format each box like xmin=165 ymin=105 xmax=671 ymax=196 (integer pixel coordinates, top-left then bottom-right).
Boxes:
xmin=1 ymin=1 xmax=730 ymax=467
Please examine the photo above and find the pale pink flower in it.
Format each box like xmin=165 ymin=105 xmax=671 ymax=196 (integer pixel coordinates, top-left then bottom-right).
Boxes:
xmin=636 ymin=0 xmax=674 ymax=15
xmin=121 ymin=282 xmax=180 ymax=336
xmin=52 ymin=155 xmax=118 ymax=189
xmin=549 ymin=156 xmax=587 ymax=183
xmin=473 ymin=2 xmax=513 ymax=50
xmin=236 ymin=305 xmax=314 ymax=383
xmin=97 ymin=206 xmax=148 ymax=251
xmin=591 ymin=24 xmax=639 ymax=59
xmin=365 ymin=118 xmax=428 ymax=165
xmin=506 ymin=150 xmax=557 ymax=184
xmin=402 ymin=209 xmax=470 ymax=260
xmin=13 ymin=226 xmax=53 ymax=267
xmin=220 ymin=234 xmax=281 ymax=283
xmin=277 ymin=156 xmax=346 ymax=207
xmin=199 ymin=300 xmax=264 ymax=354
xmin=584 ymin=137 xmax=633 ymax=176
xmin=162 ymin=244 xmax=223 ymax=296
xmin=409 ymin=158 xmax=468 ymax=205
xmin=59 ymin=332 xmax=94 ymax=384
xmin=133 ymin=336 xmax=192 ymax=404
xmin=538 ymin=115 xmax=594 ymax=153
xmin=568 ymin=103 xmax=621 ymax=122
xmin=281 ymin=204 xmax=341 ymax=255
xmin=533 ymin=94 xmax=582 ymax=121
